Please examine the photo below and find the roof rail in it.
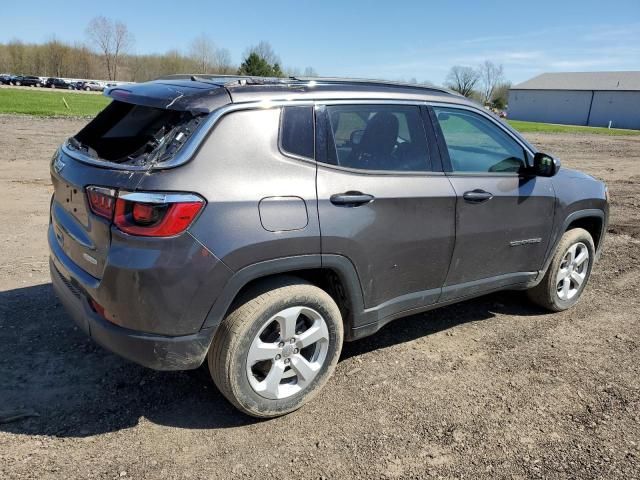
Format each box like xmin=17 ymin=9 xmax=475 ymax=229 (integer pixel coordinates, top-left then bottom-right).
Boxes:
xmin=154 ymin=74 xmax=459 ymax=96
xmin=290 ymin=76 xmax=459 ymax=96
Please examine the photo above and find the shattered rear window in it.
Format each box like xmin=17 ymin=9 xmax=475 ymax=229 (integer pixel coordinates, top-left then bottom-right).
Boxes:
xmin=70 ymin=100 xmax=204 ymax=166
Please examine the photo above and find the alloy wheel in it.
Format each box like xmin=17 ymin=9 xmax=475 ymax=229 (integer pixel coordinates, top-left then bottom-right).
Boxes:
xmin=556 ymin=242 xmax=589 ymax=300
xmin=246 ymin=306 xmax=330 ymax=400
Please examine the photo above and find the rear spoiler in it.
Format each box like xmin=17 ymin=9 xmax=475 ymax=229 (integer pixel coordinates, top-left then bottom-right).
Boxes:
xmin=104 ymin=80 xmax=232 ymax=114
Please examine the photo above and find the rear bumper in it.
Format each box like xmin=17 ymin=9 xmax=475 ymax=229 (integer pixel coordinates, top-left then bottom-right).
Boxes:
xmin=50 ymin=258 xmax=214 ymax=371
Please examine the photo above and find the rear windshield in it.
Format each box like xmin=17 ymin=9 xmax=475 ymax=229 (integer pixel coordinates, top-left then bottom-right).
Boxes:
xmin=71 ymin=100 xmax=204 ymax=166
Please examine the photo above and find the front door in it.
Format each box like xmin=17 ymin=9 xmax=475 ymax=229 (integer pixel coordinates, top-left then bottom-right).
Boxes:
xmin=315 ymin=103 xmax=456 ymax=320
xmin=430 ymin=106 xmax=555 ymax=300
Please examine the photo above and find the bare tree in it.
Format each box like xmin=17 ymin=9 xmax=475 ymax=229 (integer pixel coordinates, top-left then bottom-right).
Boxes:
xmin=189 ymin=34 xmax=216 ymax=73
xmin=479 ymin=60 xmax=505 ymax=105
xmin=112 ymin=21 xmax=133 ymax=80
xmin=248 ymin=41 xmax=280 ymax=65
xmin=6 ymin=39 xmax=25 ymax=73
xmin=86 ymin=16 xmax=133 ymax=80
xmin=45 ymin=36 xmax=67 ymax=77
xmin=445 ymin=65 xmax=480 ymax=97
xmin=214 ymin=48 xmax=234 ymax=74
xmin=303 ymin=66 xmax=318 ymax=77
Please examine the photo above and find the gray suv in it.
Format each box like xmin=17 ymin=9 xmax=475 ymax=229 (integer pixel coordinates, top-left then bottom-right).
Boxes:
xmin=49 ymin=76 xmax=608 ymax=417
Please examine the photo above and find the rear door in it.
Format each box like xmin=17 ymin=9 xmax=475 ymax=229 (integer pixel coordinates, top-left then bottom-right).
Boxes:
xmin=315 ymin=103 xmax=456 ymax=319
xmin=429 ymin=105 xmax=555 ymax=300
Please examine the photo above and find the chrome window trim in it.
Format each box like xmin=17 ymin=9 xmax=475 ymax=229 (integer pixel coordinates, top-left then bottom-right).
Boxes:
xmin=61 ymin=97 xmax=533 ymax=172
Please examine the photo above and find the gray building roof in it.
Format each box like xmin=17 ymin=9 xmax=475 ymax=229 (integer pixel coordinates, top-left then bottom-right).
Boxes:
xmin=512 ymin=71 xmax=640 ymax=91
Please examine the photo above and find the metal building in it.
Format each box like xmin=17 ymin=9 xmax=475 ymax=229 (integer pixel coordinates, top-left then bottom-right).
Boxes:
xmin=508 ymin=71 xmax=640 ymax=130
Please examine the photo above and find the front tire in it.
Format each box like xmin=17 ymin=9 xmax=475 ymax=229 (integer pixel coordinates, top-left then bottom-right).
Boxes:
xmin=528 ymin=228 xmax=595 ymax=311
xmin=208 ymin=276 xmax=343 ymax=418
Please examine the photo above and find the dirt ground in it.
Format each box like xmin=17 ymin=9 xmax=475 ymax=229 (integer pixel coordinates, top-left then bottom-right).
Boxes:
xmin=0 ymin=114 xmax=639 ymax=479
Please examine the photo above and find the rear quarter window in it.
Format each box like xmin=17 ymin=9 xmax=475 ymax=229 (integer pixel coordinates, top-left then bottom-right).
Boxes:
xmin=280 ymin=106 xmax=314 ymax=159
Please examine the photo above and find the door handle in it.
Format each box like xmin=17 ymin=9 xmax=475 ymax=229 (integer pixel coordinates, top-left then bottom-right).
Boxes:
xmin=463 ymin=189 xmax=493 ymax=203
xmin=330 ymin=191 xmax=375 ymax=207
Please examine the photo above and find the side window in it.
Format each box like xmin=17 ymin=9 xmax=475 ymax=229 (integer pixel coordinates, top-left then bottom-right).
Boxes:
xmin=433 ymin=107 xmax=526 ymax=173
xmin=280 ymin=106 xmax=314 ymax=159
xmin=323 ymin=105 xmax=430 ymax=172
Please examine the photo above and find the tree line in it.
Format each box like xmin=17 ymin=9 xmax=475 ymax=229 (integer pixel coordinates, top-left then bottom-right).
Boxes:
xmin=445 ymin=61 xmax=511 ymax=109
xmin=0 ymin=16 xmax=316 ymax=82
xmin=0 ymin=15 xmax=510 ymax=108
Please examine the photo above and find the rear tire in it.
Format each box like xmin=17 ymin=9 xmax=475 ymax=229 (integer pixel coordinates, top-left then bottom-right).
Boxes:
xmin=208 ymin=276 xmax=343 ymax=418
xmin=528 ymin=228 xmax=595 ymax=311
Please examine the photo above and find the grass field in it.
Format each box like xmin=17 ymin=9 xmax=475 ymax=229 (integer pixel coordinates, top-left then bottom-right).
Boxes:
xmin=0 ymin=88 xmax=110 ymax=117
xmin=507 ymin=119 xmax=640 ymax=135
xmin=1 ymin=87 xmax=639 ymax=136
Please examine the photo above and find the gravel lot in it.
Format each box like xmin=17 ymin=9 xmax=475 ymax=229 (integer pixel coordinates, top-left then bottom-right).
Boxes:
xmin=0 ymin=114 xmax=639 ymax=479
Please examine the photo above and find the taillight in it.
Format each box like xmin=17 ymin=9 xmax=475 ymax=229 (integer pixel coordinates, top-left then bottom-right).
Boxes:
xmin=85 ymin=187 xmax=205 ymax=237
xmin=86 ymin=186 xmax=116 ymax=220
xmin=114 ymin=191 xmax=204 ymax=237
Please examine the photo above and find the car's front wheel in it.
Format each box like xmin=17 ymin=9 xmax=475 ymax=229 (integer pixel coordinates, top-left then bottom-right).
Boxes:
xmin=528 ymin=228 xmax=595 ymax=311
xmin=208 ymin=276 xmax=343 ymax=418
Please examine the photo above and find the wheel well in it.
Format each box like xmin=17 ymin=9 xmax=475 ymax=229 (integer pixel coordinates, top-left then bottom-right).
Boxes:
xmin=230 ymin=269 xmax=354 ymax=330
xmin=566 ymin=216 xmax=603 ymax=250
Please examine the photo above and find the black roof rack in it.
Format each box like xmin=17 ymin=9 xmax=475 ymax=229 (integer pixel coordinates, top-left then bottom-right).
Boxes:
xmin=155 ymin=73 xmax=458 ymax=96
xmin=289 ymin=76 xmax=459 ymax=96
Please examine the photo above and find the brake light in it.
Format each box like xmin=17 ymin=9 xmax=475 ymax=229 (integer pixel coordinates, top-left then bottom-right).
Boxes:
xmin=86 ymin=186 xmax=116 ymax=220
xmin=86 ymin=187 xmax=205 ymax=237
xmin=114 ymin=192 xmax=204 ymax=237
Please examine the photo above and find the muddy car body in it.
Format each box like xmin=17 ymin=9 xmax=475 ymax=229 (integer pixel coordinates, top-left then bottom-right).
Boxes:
xmin=49 ymin=76 xmax=608 ymax=417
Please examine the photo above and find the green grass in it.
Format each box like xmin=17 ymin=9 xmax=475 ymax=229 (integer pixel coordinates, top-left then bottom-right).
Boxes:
xmin=0 ymin=88 xmax=110 ymax=117
xmin=507 ymin=119 xmax=640 ymax=136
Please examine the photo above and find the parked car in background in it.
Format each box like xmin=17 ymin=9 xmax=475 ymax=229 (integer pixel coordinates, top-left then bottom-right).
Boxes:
xmin=49 ymin=76 xmax=608 ymax=418
xmin=76 ymin=81 xmax=104 ymax=92
xmin=11 ymin=75 xmax=43 ymax=87
xmin=0 ymin=74 xmax=12 ymax=85
xmin=46 ymin=77 xmax=75 ymax=89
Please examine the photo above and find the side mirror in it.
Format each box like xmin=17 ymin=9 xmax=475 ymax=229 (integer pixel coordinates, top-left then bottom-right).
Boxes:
xmin=533 ymin=152 xmax=561 ymax=177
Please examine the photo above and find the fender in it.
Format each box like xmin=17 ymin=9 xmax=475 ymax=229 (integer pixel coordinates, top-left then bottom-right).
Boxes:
xmin=535 ymin=208 xmax=606 ymax=284
xmin=201 ymin=254 xmax=368 ymax=337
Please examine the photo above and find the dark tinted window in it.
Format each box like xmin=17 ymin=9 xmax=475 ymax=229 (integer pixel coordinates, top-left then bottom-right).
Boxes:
xmin=324 ymin=105 xmax=429 ymax=171
xmin=281 ymin=106 xmax=314 ymax=159
xmin=434 ymin=107 xmax=526 ymax=173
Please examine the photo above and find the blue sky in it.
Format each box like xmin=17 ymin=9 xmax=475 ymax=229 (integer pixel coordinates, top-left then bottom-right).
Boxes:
xmin=2 ymin=0 xmax=639 ymax=84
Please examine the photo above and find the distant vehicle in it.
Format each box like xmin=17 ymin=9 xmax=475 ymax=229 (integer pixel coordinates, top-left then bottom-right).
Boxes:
xmin=0 ymin=74 xmax=12 ymax=85
xmin=11 ymin=75 xmax=43 ymax=87
xmin=77 ymin=81 xmax=104 ymax=92
xmin=499 ymin=111 xmax=507 ymax=118
xmin=46 ymin=78 xmax=75 ymax=90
